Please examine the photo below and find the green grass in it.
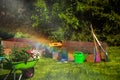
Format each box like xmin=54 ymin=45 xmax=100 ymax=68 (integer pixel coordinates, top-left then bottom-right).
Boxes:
xmin=0 ymin=47 xmax=120 ymax=80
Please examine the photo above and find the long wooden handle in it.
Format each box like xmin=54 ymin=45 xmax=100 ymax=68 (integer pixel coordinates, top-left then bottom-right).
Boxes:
xmin=90 ymin=24 xmax=108 ymax=61
xmin=90 ymin=24 xmax=100 ymax=62
xmin=90 ymin=25 xmax=107 ymax=55
xmin=90 ymin=24 xmax=99 ymax=52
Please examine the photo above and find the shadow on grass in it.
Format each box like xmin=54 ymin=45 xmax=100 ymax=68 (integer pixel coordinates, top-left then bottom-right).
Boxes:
xmin=0 ymin=73 xmax=32 ymax=80
xmin=0 ymin=73 xmax=22 ymax=80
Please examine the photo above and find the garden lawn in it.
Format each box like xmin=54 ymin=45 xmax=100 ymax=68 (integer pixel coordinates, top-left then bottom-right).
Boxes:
xmin=0 ymin=47 xmax=120 ymax=80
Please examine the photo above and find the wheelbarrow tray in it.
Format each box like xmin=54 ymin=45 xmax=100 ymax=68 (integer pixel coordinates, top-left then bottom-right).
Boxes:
xmin=12 ymin=59 xmax=38 ymax=70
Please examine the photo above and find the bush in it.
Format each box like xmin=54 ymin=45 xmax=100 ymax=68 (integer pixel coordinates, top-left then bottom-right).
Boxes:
xmin=0 ymin=45 xmax=5 ymax=57
xmin=9 ymin=47 xmax=31 ymax=62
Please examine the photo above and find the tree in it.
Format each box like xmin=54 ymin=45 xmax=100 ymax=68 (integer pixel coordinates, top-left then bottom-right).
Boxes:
xmin=31 ymin=0 xmax=120 ymax=45
xmin=76 ymin=0 xmax=120 ymax=45
xmin=32 ymin=0 xmax=91 ymax=41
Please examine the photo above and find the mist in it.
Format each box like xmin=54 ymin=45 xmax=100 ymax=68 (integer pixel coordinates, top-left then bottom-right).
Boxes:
xmin=0 ymin=0 xmax=50 ymax=43
xmin=0 ymin=0 xmax=33 ymax=28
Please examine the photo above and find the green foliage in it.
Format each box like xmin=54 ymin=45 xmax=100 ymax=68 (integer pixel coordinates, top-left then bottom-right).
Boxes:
xmin=0 ymin=29 xmax=14 ymax=39
xmin=0 ymin=45 xmax=4 ymax=56
xmin=58 ymin=13 xmax=79 ymax=30
xmin=31 ymin=0 xmax=49 ymax=27
xmin=49 ymin=27 xmax=65 ymax=42
xmin=31 ymin=0 xmax=93 ymax=42
xmin=9 ymin=47 xmax=31 ymax=62
xmin=14 ymin=32 xmax=30 ymax=38
xmin=106 ymin=34 xmax=120 ymax=46
xmin=31 ymin=0 xmax=120 ymax=46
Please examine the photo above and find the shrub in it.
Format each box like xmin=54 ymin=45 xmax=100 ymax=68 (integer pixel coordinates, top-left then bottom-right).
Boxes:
xmin=0 ymin=45 xmax=5 ymax=57
xmin=9 ymin=47 xmax=31 ymax=62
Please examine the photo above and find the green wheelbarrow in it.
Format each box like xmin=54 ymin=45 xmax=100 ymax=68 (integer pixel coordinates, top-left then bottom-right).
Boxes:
xmin=3 ymin=58 xmax=39 ymax=80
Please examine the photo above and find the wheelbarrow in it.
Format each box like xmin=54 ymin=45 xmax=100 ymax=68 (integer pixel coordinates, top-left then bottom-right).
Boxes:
xmin=1 ymin=49 xmax=39 ymax=80
xmin=3 ymin=58 xmax=39 ymax=80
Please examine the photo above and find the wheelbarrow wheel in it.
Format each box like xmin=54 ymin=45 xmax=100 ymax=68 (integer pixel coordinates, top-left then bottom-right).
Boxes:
xmin=22 ymin=67 xmax=34 ymax=79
